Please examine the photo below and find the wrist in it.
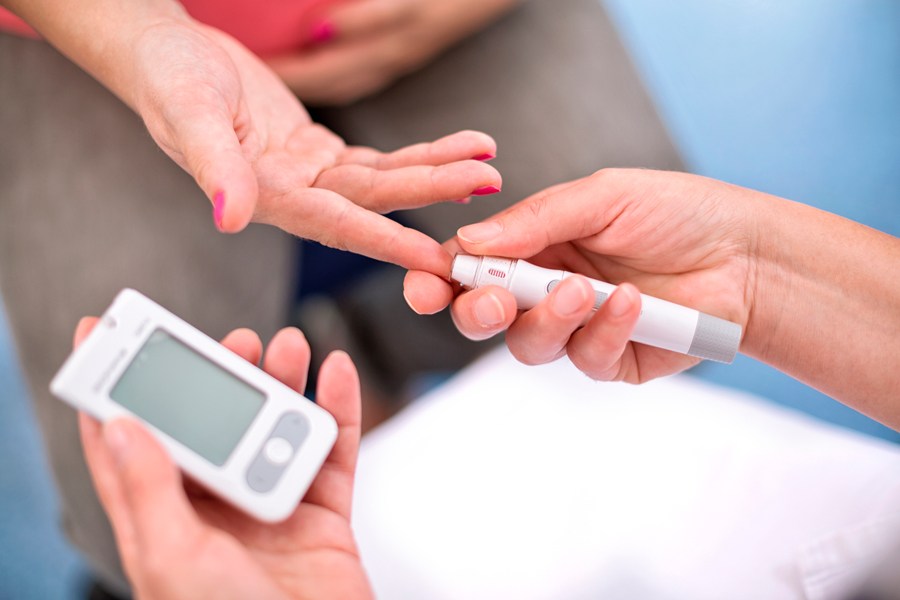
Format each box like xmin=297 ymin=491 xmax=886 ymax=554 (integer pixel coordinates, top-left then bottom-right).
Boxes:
xmin=92 ymin=9 xmax=200 ymax=112
xmin=740 ymin=191 xmax=900 ymax=414
xmin=741 ymin=192 xmax=795 ymax=362
xmin=10 ymin=0 xmax=192 ymax=110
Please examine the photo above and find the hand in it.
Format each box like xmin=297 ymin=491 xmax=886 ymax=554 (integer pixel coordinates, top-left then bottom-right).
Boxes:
xmin=74 ymin=319 xmax=374 ymax=599
xmin=267 ymin=0 xmax=521 ymax=105
xmin=128 ymin=17 xmax=502 ymax=274
xmin=403 ymin=169 xmax=760 ymax=383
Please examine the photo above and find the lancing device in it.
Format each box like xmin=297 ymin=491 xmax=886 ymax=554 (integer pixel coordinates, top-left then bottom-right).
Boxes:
xmin=450 ymin=255 xmax=742 ymax=363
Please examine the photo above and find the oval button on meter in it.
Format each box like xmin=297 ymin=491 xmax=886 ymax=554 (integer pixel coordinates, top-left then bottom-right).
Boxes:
xmin=264 ymin=437 xmax=294 ymax=466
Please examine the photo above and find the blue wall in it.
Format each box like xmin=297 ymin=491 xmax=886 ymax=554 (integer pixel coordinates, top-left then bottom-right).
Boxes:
xmin=605 ymin=0 xmax=900 ymax=441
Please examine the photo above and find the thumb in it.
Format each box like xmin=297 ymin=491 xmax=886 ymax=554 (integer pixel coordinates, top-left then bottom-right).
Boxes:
xmin=103 ymin=419 xmax=204 ymax=554
xmin=169 ymin=108 xmax=259 ymax=233
xmin=455 ymin=173 xmax=622 ymax=258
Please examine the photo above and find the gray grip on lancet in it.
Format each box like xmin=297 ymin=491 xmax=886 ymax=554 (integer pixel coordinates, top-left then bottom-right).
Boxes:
xmin=687 ymin=313 xmax=742 ymax=363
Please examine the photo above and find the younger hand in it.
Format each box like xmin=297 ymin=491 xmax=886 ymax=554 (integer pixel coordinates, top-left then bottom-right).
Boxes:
xmin=74 ymin=319 xmax=373 ymax=599
xmin=404 ymin=169 xmax=760 ymax=383
xmin=130 ymin=17 xmax=501 ymax=274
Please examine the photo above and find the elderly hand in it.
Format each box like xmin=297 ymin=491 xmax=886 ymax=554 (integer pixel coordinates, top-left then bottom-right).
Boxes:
xmin=74 ymin=319 xmax=374 ymax=600
xmin=403 ymin=169 xmax=759 ymax=383
xmin=267 ymin=0 xmax=521 ymax=105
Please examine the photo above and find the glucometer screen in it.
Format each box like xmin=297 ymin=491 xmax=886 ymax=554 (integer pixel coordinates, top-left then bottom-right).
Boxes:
xmin=110 ymin=329 xmax=265 ymax=466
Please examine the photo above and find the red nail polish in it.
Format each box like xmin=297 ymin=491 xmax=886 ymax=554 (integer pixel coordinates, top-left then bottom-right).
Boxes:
xmin=309 ymin=20 xmax=336 ymax=44
xmin=471 ymin=185 xmax=501 ymax=196
xmin=473 ymin=153 xmax=495 ymax=162
xmin=213 ymin=191 xmax=225 ymax=232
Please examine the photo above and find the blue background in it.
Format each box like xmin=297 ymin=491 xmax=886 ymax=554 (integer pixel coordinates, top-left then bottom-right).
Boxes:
xmin=603 ymin=0 xmax=900 ymax=441
xmin=1 ymin=1 xmax=898 ymax=597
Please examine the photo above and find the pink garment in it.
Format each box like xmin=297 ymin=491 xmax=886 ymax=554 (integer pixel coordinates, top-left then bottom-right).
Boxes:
xmin=0 ymin=10 xmax=35 ymax=38
xmin=0 ymin=0 xmax=342 ymax=57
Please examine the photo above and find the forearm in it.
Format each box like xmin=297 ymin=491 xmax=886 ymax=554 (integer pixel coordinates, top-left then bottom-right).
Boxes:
xmin=746 ymin=195 xmax=900 ymax=426
xmin=1 ymin=0 xmax=189 ymax=109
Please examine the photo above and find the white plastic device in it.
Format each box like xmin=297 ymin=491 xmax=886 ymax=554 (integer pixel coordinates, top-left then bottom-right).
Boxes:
xmin=50 ymin=289 xmax=338 ymax=523
xmin=451 ymin=255 xmax=742 ymax=363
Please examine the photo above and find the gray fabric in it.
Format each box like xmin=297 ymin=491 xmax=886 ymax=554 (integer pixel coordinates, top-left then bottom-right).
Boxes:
xmin=0 ymin=0 xmax=683 ymax=593
xmin=0 ymin=33 xmax=296 ymax=594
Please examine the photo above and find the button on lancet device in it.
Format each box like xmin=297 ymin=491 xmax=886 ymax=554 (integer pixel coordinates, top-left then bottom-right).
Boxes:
xmin=450 ymin=255 xmax=742 ymax=363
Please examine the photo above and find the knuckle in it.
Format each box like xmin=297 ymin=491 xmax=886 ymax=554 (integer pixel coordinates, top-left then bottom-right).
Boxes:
xmin=590 ymin=167 xmax=621 ymax=183
xmin=186 ymin=156 xmax=216 ymax=193
xmin=507 ymin=332 xmax=553 ymax=366
xmin=588 ymin=168 xmax=630 ymax=202
xmin=523 ymin=195 xmax=548 ymax=222
xmin=141 ymin=547 xmax=172 ymax=584
xmin=511 ymin=198 xmax=552 ymax=250
xmin=568 ymin=342 xmax=619 ymax=382
xmin=123 ymin=472 xmax=152 ymax=500
xmin=510 ymin=344 xmax=546 ymax=367
xmin=511 ymin=315 xmax=568 ymax=365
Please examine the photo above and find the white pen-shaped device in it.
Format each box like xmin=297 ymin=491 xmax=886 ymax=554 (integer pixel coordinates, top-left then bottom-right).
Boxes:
xmin=451 ymin=255 xmax=742 ymax=363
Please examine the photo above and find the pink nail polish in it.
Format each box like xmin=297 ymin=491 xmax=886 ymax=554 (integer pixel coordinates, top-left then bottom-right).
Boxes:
xmin=472 ymin=185 xmax=501 ymax=196
xmin=473 ymin=153 xmax=495 ymax=162
xmin=213 ymin=191 xmax=225 ymax=232
xmin=309 ymin=20 xmax=336 ymax=44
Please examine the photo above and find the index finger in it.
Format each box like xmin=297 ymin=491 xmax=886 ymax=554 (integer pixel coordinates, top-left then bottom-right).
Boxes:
xmin=340 ymin=130 xmax=498 ymax=169
xmin=400 ymin=178 xmax=578 ymax=314
xmin=260 ymin=186 xmax=452 ymax=274
xmin=455 ymin=175 xmax=613 ymax=258
xmin=300 ymin=350 xmax=361 ymax=519
xmin=402 ymin=178 xmax=587 ymax=313
xmin=403 ymin=237 xmax=464 ymax=314
xmin=79 ymin=414 xmax=141 ymax=575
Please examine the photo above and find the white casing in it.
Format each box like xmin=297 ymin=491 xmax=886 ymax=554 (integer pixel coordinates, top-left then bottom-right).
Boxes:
xmin=514 ymin=262 xmax=698 ymax=355
xmin=450 ymin=255 xmax=739 ymax=361
xmin=50 ymin=289 xmax=338 ymax=523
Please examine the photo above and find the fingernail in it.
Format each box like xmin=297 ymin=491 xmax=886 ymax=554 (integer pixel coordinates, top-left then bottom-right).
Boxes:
xmin=402 ymin=288 xmax=423 ymax=315
xmin=474 ymin=293 xmax=505 ymax=327
xmin=309 ymin=20 xmax=336 ymax=44
xmin=473 ymin=153 xmax=495 ymax=162
xmin=552 ymin=279 xmax=590 ymax=317
xmin=458 ymin=221 xmax=503 ymax=244
xmin=471 ymin=185 xmax=501 ymax=196
xmin=454 ymin=197 xmax=472 ymax=204
xmin=608 ymin=285 xmax=635 ymax=318
xmin=213 ymin=191 xmax=225 ymax=232
xmin=104 ymin=420 xmax=133 ymax=468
